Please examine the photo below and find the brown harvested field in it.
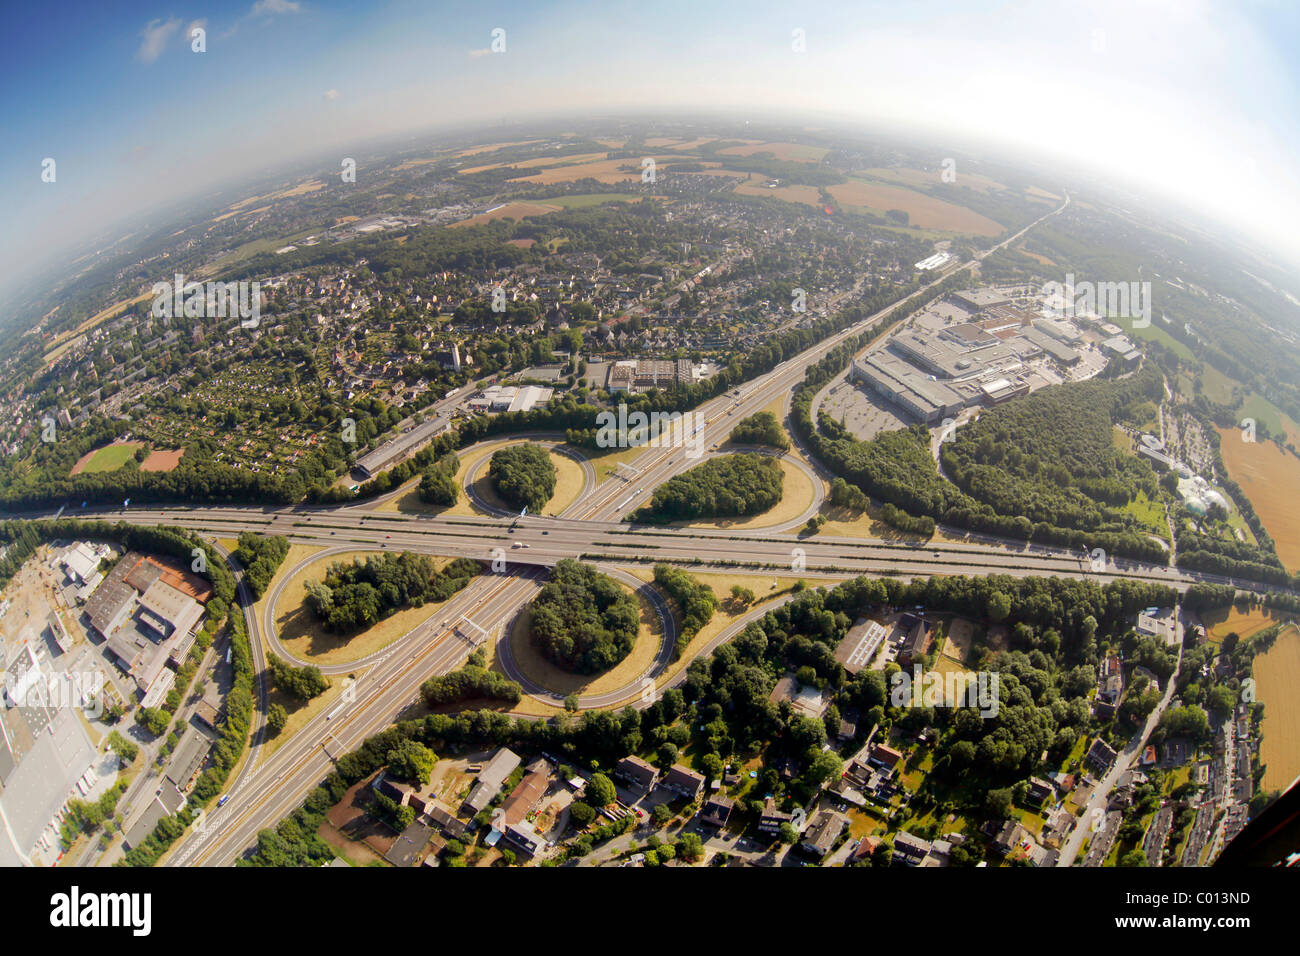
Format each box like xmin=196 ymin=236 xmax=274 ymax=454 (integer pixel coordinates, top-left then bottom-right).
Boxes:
xmin=664 ymin=136 xmax=719 ymax=151
xmin=827 ymin=180 xmax=1004 ymax=235
xmin=1017 ymin=244 xmax=1057 ymax=266
xmin=733 ymin=174 xmax=823 ymax=207
xmin=1026 ymin=185 xmax=1062 ymax=200
xmin=492 ymin=583 xmax=661 ymax=697
xmin=141 ymin=448 xmax=184 ymax=472
xmin=448 ymin=201 xmax=561 ymax=228
xmin=509 ymin=156 xmax=674 ymax=185
xmin=1201 ymin=604 xmax=1292 ymax=642
xmin=1217 ymin=426 xmax=1300 ymax=571
xmin=1254 ymin=625 xmax=1300 ymax=792
xmin=506 ymin=238 xmax=536 ymax=248
xmin=453 ymin=139 xmax=544 ymax=157
xmin=459 ymin=151 xmax=610 ymax=175
xmin=717 ymin=141 xmax=829 ymax=163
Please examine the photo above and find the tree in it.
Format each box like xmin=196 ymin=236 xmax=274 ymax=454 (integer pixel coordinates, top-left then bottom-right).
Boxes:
xmin=569 ymin=801 xmax=596 ymax=828
xmin=985 ymin=787 xmax=1014 ymax=818
xmin=987 ymin=591 xmax=1012 ymax=623
xmin=586 ymin=773 xmax=616 ymax=808
xmin=267 ymin=703 xmax=288 ymax=735
xmin=678 ymin=832 xmax=704 ymax=863
xmin=778 ymin=822 xmax=798 ymax=844
xmin=489 ymin=443 xmax=556 ymax=513
xmin=386 ymin=739 xmax=437 ymax=786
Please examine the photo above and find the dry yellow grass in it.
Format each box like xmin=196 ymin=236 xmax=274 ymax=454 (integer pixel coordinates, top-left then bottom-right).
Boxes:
xmin=677 ymin=457 xmax=815 ymax=531
xmin=817 ymin=503 xmax=959 ymax=544
xmin=733 ymin=175 xmax=823 ymax=207
xmin=827 ymin=180 xmax=1004 ymax=235
xmin=1254 ymin=624 xmax=1300 ymax=792
xmin=453 ymin=139 xmax=544 ymax=158
xmin=716 ymin=141 xmax=830 ymax=163
xmin=448 ymin=202 xmax=561 ymax=228
xmin=272 ymin=550 xmax=458 ymax=667
xmin=1202 ymin=604 xmax=1290 ymax=642
xmin=508 ymin=156 xmax=678 ymax=185
xmin=262 ymin=681 xmax=342 ymax=761
xmin=1217 ymin=427 xmax=1300 ymax=572
xmin=624 ymin=569 xmax=826 ymax=688
xmin=491 ymin=583 xmax=661 ymax=696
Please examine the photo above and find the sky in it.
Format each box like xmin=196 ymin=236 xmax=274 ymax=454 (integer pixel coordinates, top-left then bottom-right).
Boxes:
xmin=2 ymin=0 xmax=1299 ymax=311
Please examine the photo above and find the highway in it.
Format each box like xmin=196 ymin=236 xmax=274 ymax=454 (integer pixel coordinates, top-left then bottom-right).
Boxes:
xmin=11 ymin=191 xmax=1279 ymax=866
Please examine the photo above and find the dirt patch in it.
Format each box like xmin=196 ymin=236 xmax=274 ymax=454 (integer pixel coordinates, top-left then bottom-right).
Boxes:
xmin=141 ymin=448 xmax=184 ymax=472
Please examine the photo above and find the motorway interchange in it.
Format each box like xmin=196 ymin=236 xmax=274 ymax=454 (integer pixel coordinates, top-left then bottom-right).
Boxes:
xmin=17 ymin=192 xmax=1281 ymax=866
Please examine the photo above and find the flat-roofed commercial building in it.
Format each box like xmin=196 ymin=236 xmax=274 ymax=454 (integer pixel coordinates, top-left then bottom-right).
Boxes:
xmin=851 ymin=355 xmax=966 ymax=424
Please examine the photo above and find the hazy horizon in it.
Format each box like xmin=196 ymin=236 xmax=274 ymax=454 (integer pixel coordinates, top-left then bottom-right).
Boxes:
xmin=5 ymin=0 xmax=1300 ymax=315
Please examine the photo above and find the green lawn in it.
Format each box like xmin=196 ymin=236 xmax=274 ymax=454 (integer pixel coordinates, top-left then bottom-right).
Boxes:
xmin=1129 ymin=319 xmax=1194 ymax=360
xmin=79 ymin=443 xmax=141 ymax=473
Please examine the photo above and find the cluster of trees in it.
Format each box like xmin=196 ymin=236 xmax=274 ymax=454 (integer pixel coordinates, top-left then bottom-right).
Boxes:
xmin=828 ymin=476 xmax=870 ymax=512
xmin=635 ymin=454 xmax=783 ymax=521
xmin=794 ymin=357 xmax=1172 ymax=564
xmin=652 ymin=564 xmax=718 ymax=657
xmin=729 ymin=411 xmax=790 ymax=450
xmin=268 ymin=658 xmax=329 ymax=701
xmin=941 ymin=368 xmax=1164 ymax=526
xmin=488 ymin=443 xmax=556 ymax=513
xmin=416 ymin=450 xmax=460 ymax=507
xmin=232 ymin=532 xmax=289 ymax=600
xmin=304 ymin=553 xmax=482 ymax=633
xmin=530 ymin=559 xmax=639 ymax=674
xmin=421 ymin=648 xmax=523 ymax=707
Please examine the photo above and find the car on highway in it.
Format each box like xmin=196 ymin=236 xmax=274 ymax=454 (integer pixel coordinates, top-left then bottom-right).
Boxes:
xmin=512 ymin=541 xmax=529 ymax=548
xmin=218 ymin=794 xmax=230 ymax=808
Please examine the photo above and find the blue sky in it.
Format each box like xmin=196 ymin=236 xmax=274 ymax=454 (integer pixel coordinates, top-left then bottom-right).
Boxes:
xmin=3 ymin=0 xmax=1300 ymax=308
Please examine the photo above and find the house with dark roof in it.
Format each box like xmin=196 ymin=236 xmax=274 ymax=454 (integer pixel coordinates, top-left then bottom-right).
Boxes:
xmin=461 ymin=747 xmax=521 ymax=816
xmin=661 ymin=764 xmax=705 ymax=802
xmin=892 ymin=830 xmax=932 ymax=866
xmin=799 ymin=810 xmax=848 ymax=858
xmin=757 ymin=797 xmax=793 ymax=835
xmin=1086 ymin=738 xmax=1118 ymax=775
xmin=614 ymin=755 xmax=659 ymax=792
xmin=699 ymin=794 xmax=735 ymax=829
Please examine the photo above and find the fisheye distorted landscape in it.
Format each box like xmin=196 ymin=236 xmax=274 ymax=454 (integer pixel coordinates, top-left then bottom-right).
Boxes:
xmin=3 ymin=0 xmax=1300 ymax=915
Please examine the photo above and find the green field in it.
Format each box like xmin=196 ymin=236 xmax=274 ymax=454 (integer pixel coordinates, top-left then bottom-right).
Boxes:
xmin=76 ymin=443 xmax=141 ymax=474
xmin=1128 ymin=319 xmax=1194 ymax=360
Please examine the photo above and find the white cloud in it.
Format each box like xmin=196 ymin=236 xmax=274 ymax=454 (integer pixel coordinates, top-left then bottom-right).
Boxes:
xmin=136 ymin=17 xmax=181 ymax=64
xmin=323 ymin=89 xmax=340 ymax=100
xmin=251 ymin=0 xmax=302 ymax=16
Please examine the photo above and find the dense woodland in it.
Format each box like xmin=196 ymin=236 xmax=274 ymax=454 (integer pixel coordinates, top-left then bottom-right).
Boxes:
xmin=304 ymin=552 xmax=482 ymax=633
xmin=488 ymin=443 xmax=556 ymax=514
xmin=530 ymin=559 xmax=640 ymax=674
xmin=634 ymin=453 xmax=783 ymax=522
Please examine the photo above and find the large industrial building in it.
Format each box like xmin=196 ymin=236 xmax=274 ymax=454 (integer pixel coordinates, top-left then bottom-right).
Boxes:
xmin=849 ymin=302 xmax=1090 ymax=425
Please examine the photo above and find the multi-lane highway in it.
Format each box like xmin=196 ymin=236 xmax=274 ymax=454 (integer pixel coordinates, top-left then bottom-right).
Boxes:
xmin=11 ymin=191 xmax=1281 ymax=866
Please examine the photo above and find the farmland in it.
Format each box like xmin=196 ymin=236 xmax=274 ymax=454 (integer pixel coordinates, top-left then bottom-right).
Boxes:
xmin=1217 ymin=427 xmax=1300 ymax=571
xmin=827 ymin=179 xmax=1004 ymax=235
xmin=1253 ymin=625 xmax=1300 ymax=792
